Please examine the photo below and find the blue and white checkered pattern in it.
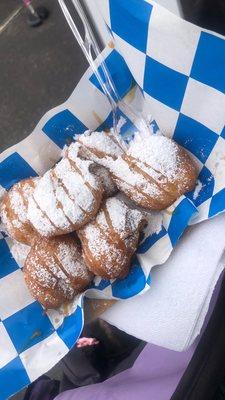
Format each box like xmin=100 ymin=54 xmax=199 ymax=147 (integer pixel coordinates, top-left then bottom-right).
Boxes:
xmin=101 ymin=0 xmax=225 ymax=222
xmin=0 ymin=0 xmax=225 ymax=398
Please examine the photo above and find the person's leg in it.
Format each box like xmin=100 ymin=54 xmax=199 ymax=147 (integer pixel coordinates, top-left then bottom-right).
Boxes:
xmin=23 ymin=376 xmax=60 ymax=400
xmin=21 ymin=319 xmax=144 ymax=399
xmin=59 ymin=319 xmax=145 ymax=392
xmin=22 ymin=0 xmax=49 ymax=27
xmin=171 ymin=273 xmax=225 ymax=400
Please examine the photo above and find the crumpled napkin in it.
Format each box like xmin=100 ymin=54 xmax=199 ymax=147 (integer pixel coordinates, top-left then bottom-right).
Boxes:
xmin=103 ymin=213 xmax=225 ymax=351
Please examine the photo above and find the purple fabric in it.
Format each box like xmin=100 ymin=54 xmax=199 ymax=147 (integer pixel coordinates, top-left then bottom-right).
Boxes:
xmin=54 ymin=343 xmax=194 ymax=400
xmin=54 ymin=273 xmax=224 ymax=400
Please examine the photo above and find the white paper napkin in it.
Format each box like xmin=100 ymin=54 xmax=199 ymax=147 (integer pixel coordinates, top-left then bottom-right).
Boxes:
xmin=103 ymin=213 xmax=225 ymax=351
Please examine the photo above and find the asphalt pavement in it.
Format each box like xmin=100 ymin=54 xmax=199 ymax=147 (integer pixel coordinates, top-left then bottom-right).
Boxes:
xmin=0 ymin=0 xmax=87 ymax=153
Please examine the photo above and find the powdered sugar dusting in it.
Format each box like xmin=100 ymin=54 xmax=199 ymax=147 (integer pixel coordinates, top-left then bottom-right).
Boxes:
xmin=67 ymin=145 xmax=99 ymax=190
xmin=96 ymin=209 xmax=108 ymax=230
xmin=33 ymin=247 xmax=75 ymax=297
xmin=28 ymin=196 xmax=55 ymax=236
xmin=12 ymin=219 xmax=23 ymax=228
xmin=0 ymin=179 xmax=37 ymax=241
xmin=79 ymin=197 xmax=145 ymax=277
xmin=82 ymin=224 xmax=124 ymax=274
xmin=143 ymin=212 xmax=163 ymax=238
xmin=57 ymin=242 xmax=92 ymax=281
xmin=10 ymin=191 xmax=27 ymax=222
xmin=29 ymin=263 xmax=74 ymax=299
xmin=117 ymin=116 xmax=127 ymax=132
xmin=28 ymin=153 xmax=102 ymax=235
xmin=110 ymin=157 xmax=162 ymax=199
xmin=54 ymin=159 xmax=95 ymax=212
xmin=129 ymin=208 xmax=147 ymax=232
xmin=75 ymin=130 xmax=126 ymax=169
xmin=106 ymin=198 xmax=144 ymax=238
xmin=0 ymin=203 xmax=10 ymax=231
xmin=82 ymin=224 xmax=104 ymax=261
xmin=77 ymin=130 xmax=123 ymax=158
xmin=54 ymin=184 xmax=83 ymax=225
xmin=22 ymin=180 xmax=37 ymax=199
xmin=33 ymin=171 xmax=70 ymax=230
xmin=82 ymin=223 xmax=110 ymax=263
xmin=8 ymin=180 xmax=37 ymax=226
xmin=106 ymin=198 xmax=127 ymax=234
xmin=57 ymin=279 xmax=74 ymax=298
xmin=129 ymin=132 xmax=181 ymax=181
xmin=25 ymin=236 xmax=93 ymax=307
xmin=193 ymin=180 xmax=202 ymax=200
xmin=26 ymin=278 xmax=58 ymax=307
xmin=29 ymin=255 xmax=57 ymax=289
xmin=37 ymin=248 xmax=67 ymax=281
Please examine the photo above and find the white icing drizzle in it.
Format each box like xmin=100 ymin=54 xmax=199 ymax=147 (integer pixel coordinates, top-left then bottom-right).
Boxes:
xmin=57 ymin=242 xmax=91 ymax=281
xmin=76 ymin=130 xmax=124 ymax=168
xmin=25 ymin=237 xmax=93 ymax=305
xmin=79 ymin=197 xmax=145 ymax=275
xmin=27 ymin=153 xmax=102 ymax=236
xmin=0 ymin=179 xmax=37 ymax=237
xmin=110 ymin=156 xmax=163 ymax=199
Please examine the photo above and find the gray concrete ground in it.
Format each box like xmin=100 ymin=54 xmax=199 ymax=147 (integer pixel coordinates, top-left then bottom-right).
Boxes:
xmin=0 ymin=0 xmax=88 ymax=153
xmin=0 ymin=1 xmax=87 ymax=398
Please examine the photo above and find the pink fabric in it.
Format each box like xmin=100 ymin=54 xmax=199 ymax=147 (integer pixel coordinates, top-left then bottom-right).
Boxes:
xmin=76 ymin=338 xmax=99 ymax=348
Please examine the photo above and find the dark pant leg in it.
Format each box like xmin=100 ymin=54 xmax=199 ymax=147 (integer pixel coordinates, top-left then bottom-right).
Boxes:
xmin=171 ymin=273 xmax=225 ymax=400
xmin=59 ymin=319 xmax=145 ymax=392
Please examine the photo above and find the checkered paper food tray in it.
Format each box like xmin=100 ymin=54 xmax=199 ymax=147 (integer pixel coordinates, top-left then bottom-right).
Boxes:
xmin=0 ymin=0 xmax=225 ymax=398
